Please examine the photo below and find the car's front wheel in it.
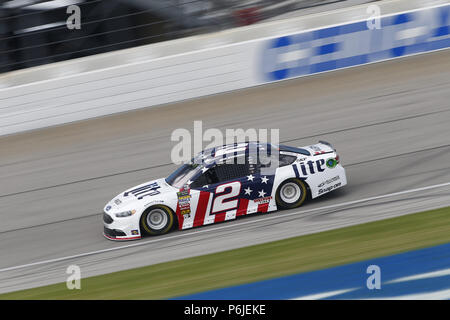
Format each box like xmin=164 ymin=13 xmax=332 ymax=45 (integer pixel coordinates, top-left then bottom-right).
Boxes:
xmin=275 ymin=178 xmax=307 ymax=209
xmin=140 ymin=205 xmax=174 ymax=235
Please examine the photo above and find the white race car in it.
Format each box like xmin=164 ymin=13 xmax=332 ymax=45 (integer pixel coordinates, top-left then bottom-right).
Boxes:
xmin=103 ymin=141 xmax=347 ymax=240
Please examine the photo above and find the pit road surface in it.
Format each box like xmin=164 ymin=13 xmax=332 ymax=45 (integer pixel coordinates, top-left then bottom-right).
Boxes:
xmin=0 ymin=50 xmax=449 ymax=294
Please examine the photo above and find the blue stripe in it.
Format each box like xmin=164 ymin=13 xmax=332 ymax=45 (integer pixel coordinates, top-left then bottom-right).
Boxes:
xmin=316 ymin=43 xmax=340 ymax=55
xmin=314 ymin=26 xmax=340 ymax=39
xmin=339 ymin=21 xmax=368 ymax=34
xmin=434 ymin=25 xmax=449 ymax=37
xmin=124 ymin=184 xmax=154 ymax=196
xmin=312 ymin=60 xmax=337 ymax=73
xmin=292 ymin=164 xmax=300 ymax=178
xmin=174 ymin=242 xmax=450 ymax=300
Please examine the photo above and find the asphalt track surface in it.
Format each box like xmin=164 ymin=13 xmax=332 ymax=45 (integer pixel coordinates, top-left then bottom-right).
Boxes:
xmin=0 ymin=50 xmax=449 ymax=294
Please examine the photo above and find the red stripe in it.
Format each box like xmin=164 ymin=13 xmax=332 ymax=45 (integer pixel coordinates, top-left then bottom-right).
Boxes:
xmin=214 ymin=212 xmax=227 ymax=223
xmin=103 ymin=233 xmax=141 ymax=241
xmin=193 ymin=191 xmax=211 ymax=227
xmin=175 ymin=201 xmax=184 ymax=230
xmin=257 ymin=202 xmax=269 ymax=213
xmin=236 ymin=198 xmax=249 ymax=217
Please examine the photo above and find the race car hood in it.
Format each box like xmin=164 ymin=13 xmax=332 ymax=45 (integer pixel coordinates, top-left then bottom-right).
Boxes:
xmin=105 ymin=178 xmax=173 ymax=212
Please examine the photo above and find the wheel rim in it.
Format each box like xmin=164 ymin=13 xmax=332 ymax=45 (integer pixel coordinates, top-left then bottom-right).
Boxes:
xmin=280 ymin=182 xmax=302 ymax=204
xmin=146 ymin=208 xmax=168 ymax=230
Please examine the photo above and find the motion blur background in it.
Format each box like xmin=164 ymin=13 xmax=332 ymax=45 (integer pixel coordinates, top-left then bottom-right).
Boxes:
xmin=0 ymin=0 xmax=373 ymax=73
xmin=0 ymin=0 xmax=449 ymax=299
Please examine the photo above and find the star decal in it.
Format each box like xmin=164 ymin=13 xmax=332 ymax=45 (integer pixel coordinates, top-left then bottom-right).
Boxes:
xmin=187 ymin=180 xmax=193 ymax=185
xmin=247 ymin=174 xmax=254 ymax=181
xmin=244 ymin=187 xmax=252 ymax=195
xmin=202 ymin=185 xmax=209 ymax=189
xmin=258 ymin=190 xmax=266 ymax=197
xmin=261 ymin=176 xmax=269 ymax=184
xmin=201 ymin=167 xmax=208 ymax=173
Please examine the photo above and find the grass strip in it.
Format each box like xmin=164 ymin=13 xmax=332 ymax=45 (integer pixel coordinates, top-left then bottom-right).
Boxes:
xmin=1 ymin=206 xmax=450 ymax=299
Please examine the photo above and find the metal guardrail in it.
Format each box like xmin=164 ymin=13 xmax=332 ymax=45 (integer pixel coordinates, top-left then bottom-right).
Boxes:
xmin=0 ymin=1 xmax=448 ymax=137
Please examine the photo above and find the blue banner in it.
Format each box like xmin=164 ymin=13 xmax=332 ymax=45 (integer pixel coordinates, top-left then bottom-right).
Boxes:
xmin=261 ymin=5 xmax=450 ymax=81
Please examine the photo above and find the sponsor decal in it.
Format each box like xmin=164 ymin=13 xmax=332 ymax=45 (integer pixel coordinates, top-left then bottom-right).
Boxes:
xmin=318 ymin=182 xmax=342 ymax=195
xmin=114 ymin=199 xmax=122 ymax=205
xmin=294 ymin=159 xmax=326 ymax=176
xmin=326 ymin=158 xmax=338 ymax=169
xmin=131 ymin=230 xmax=139 ymax=235
xmin=177 ymin=186 xmax=191 ymax=215
xmin=254 ymin=196 xmax=272 ymax=204
xmin=105 ymin=205 xmax=111 ymax=211
xmin=318 ymin=175 xmax=340 ymax=188
xmin=125 ymin=182 xmax=161 ymax=199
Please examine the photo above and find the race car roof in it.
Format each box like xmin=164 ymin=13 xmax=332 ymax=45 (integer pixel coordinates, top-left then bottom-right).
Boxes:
xmin=195 ymin=142 xmax=310 ymax=164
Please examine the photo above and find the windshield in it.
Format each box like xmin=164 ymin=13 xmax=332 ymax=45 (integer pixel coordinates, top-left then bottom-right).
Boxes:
xmin=165 ymin=163 xmax=203 ymax=188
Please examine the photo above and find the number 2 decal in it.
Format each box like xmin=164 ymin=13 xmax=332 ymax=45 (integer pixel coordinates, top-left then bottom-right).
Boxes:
xmin=211 ymin=181 xmax=241 ymax=214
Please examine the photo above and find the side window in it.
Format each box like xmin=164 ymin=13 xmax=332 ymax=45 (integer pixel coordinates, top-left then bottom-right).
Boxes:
xmin=259 ymin=153 xmax=279 ymax=168
xmin=258 ymin=153 xmax=296 ymax=169
xmin=190 ymin=166 xmax=222 ymax=188
xmin=214 ymin=164 xmax=251 ymax=182
xmin=191 ymin=162 xmax=260 ymax=188
xmin=279 ymin=154 xmax=297 ymax=167
xmin=190 ymin=173 xmax=209 ymax=189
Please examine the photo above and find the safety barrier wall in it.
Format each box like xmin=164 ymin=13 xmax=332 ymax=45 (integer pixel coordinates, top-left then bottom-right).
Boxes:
xmin=0 ymin=1 xmax=449 ymax=136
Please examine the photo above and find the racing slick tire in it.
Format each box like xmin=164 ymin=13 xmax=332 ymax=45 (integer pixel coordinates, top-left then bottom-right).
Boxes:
xmin=275 ymin=178 xmax=307 ymax=209
xmin=140 ymin=205 xmax=175 ymax=235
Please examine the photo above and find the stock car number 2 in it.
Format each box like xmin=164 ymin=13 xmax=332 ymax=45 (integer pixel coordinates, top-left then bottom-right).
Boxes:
xmin=211 ymin=181 xmax=241 ymax=214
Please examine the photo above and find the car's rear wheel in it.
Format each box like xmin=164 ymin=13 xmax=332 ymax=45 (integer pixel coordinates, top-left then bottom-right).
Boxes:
xmin=275 ymin=178 xmax=307 ymax=209
xmin=140 ymin=205 xmax=174 ymax=235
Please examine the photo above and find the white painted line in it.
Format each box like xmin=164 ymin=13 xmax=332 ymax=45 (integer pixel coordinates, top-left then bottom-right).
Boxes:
xmin=387 ymin=268 xmax=450 ymax=284
xmin=364 ymin=289 xmax=450 ymax=300
xmin=1 ymin=181 xmax=450 ymax=273
xmin=293 ymin=288 xmax=357 ymax=300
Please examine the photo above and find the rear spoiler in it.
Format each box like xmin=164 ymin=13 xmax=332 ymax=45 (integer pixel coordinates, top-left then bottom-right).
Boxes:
xmin=318 ymin=140 xmax=335 ymax=151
